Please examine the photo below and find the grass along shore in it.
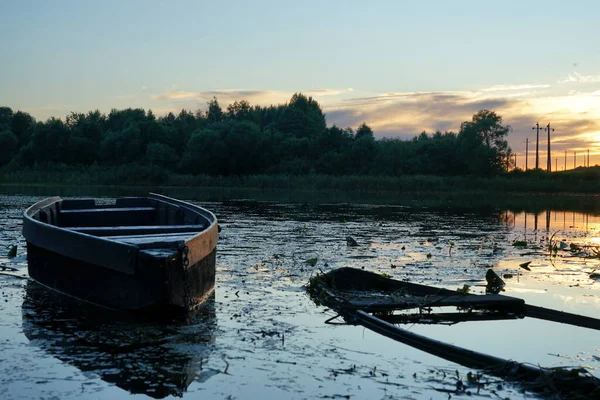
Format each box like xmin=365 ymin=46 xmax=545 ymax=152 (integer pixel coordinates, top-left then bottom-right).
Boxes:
xmin=3 ymin=163 xmax=600 ymax=195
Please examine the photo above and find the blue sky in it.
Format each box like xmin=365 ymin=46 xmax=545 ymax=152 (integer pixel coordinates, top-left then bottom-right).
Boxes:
xmin=2 ymin=0 xmax=600 ymax=168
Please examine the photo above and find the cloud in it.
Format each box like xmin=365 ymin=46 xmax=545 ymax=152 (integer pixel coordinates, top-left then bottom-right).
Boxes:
xmin=151 ymin=91 xmax=200 ymax=101
xmin=151 ymin=89 xmax=281 ymax=107
xmin=481 ymin=84 xmax=551 ymax=92
xmin=324 ymin=89 xmax=519 ymax=137
xmin=557 ymin=72 xmax=600 ymax=84
xmin=149 ymin=88 xmax=358 ymax=112
xmin=303 ymin=88 xmax=354 ymax=97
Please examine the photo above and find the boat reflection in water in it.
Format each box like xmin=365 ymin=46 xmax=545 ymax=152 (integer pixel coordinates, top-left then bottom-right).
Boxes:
xmin=22 ymin=281 xmax=217 ymax=399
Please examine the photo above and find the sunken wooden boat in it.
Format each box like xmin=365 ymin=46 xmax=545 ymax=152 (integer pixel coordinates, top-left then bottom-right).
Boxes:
xmin=22 ymin=193 xmax=218 ymax=313
xmin=308 ymin=268 xmax=600 ymax=397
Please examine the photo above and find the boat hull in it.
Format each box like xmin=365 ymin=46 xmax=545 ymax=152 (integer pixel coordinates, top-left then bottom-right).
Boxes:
xmin=23 ymin=194 xmax=218 ymax=313
xmin=26 ymin=243 xmax=216 ymax=312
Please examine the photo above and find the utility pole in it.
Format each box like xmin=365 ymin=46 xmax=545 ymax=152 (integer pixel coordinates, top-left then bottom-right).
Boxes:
xmin=555 ymin=157 xmax=557 ymax=171
xmin=587 ymin=149 xmax=590 ymax=168
xmin=574 ymin=151 xmax=577 ymax=169
xmin=564 ymin=150 xmax=567 ymax=171
xmin=525 ymin=138 xmax=529 ymax=170
xmin=545 ymin=123 xmax=554 ymax=172
xmin=532 ymin=123 xmax=541 ymax=169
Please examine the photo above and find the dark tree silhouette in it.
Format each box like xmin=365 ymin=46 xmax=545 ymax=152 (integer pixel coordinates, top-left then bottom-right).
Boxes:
xmin=0 ymin=129 xmax=17 ymax=166
xmin=458 ymin=110 xmax=511 ymax=175
xmin=206 ymin=97 xmax=224 ymax=123
xmin=0 ymin=96 xmax=513 ymax=179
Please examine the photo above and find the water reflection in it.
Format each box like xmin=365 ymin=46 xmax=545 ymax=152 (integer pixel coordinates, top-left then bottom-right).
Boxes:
xmin=498 ymin=209 xmax=600 ymax=242
xmin=510 ymin=210 xmax=599 ymax=231
xmin=21 ymin=282 xmax=216 ymax=399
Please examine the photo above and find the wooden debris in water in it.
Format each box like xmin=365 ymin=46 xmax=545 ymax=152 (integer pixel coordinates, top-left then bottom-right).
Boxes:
xmin=485 ymin=269 xmax=505 ymax=294
xmin=519 ymin=261 xmax=532 ymax=271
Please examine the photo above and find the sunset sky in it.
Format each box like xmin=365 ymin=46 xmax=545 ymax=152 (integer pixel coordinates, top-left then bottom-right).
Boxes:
xmin=2 ymin=0 xmax=600 ymax=169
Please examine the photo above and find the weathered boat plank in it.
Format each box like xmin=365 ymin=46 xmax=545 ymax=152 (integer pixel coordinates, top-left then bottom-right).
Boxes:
xmin=59 ymin=207 xmax=156 ymax=227
xmin=184 ymin=225 xmax=219 ymax=268
xmin=376 ymin=311 xmax=522 ymax=324
xmin=67 ymin=225 xmax=207 ymax=236
xmin=108 ymin=234 xmax=191 ymax=246
xmin=330 ymin=290 xmax=524 ymax=311
xmin=524 ymin=304 xmax=600 ymax=331
xmin=355 ymin=310 xmax=540 ymax=377
xmin=60 ymin=199 xmax=96 ymax=210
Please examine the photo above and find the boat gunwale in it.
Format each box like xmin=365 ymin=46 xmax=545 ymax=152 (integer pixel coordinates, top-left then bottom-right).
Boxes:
xmin=23 ymin=196 xmax=139 ymax=275
xmin=147 ymin=193 xmax=219 ymax=267
xmin=22 ymin=193 xmax=218 ymax=275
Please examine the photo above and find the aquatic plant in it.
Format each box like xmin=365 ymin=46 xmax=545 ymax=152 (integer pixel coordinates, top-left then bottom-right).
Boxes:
xmin=305 ymin=257 xmax=318 ymax=266
xmin=346 ymin=236 xmax=358 ymax=247
xmin=7 ymin=244 xmax=16 ymax=258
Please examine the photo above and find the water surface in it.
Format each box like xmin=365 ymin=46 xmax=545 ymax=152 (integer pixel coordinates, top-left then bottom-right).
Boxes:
xmin=1 ymin=190 xmax=600 ymax=399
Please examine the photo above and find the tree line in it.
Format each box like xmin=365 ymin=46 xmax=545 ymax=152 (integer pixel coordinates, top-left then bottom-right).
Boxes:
xmin=0 ymin=93 xmax=512 ymax=177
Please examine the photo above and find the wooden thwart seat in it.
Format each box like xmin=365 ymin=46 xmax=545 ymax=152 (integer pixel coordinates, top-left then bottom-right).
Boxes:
xmin=108 ymin=233 xmax=193 ymax=249
xmin=67 ymin=224 xmax=206 ymax=236
xmin=58 ymin=207 xmax=156 ymax=227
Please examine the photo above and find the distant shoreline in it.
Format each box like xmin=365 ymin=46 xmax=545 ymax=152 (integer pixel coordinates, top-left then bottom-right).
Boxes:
xmin=2 ymin=165 xmax=600 ymax=209
xmin=2 ymin=164 xmax=600 ymax=193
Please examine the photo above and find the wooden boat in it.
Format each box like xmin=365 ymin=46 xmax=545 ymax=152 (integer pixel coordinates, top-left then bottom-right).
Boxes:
xmin=22 ymin=193 xmax=218 ymax=313
xmin=308 ymin=267 xmax=600 ymax=397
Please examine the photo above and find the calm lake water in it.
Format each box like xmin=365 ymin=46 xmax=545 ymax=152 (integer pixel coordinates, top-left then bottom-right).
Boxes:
xmin=1 ymin=187 xmax=600 ymax=399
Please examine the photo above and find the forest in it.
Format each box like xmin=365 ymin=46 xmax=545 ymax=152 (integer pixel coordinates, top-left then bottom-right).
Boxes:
xmin=0 ymin=93 xmax=513 ymax=179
